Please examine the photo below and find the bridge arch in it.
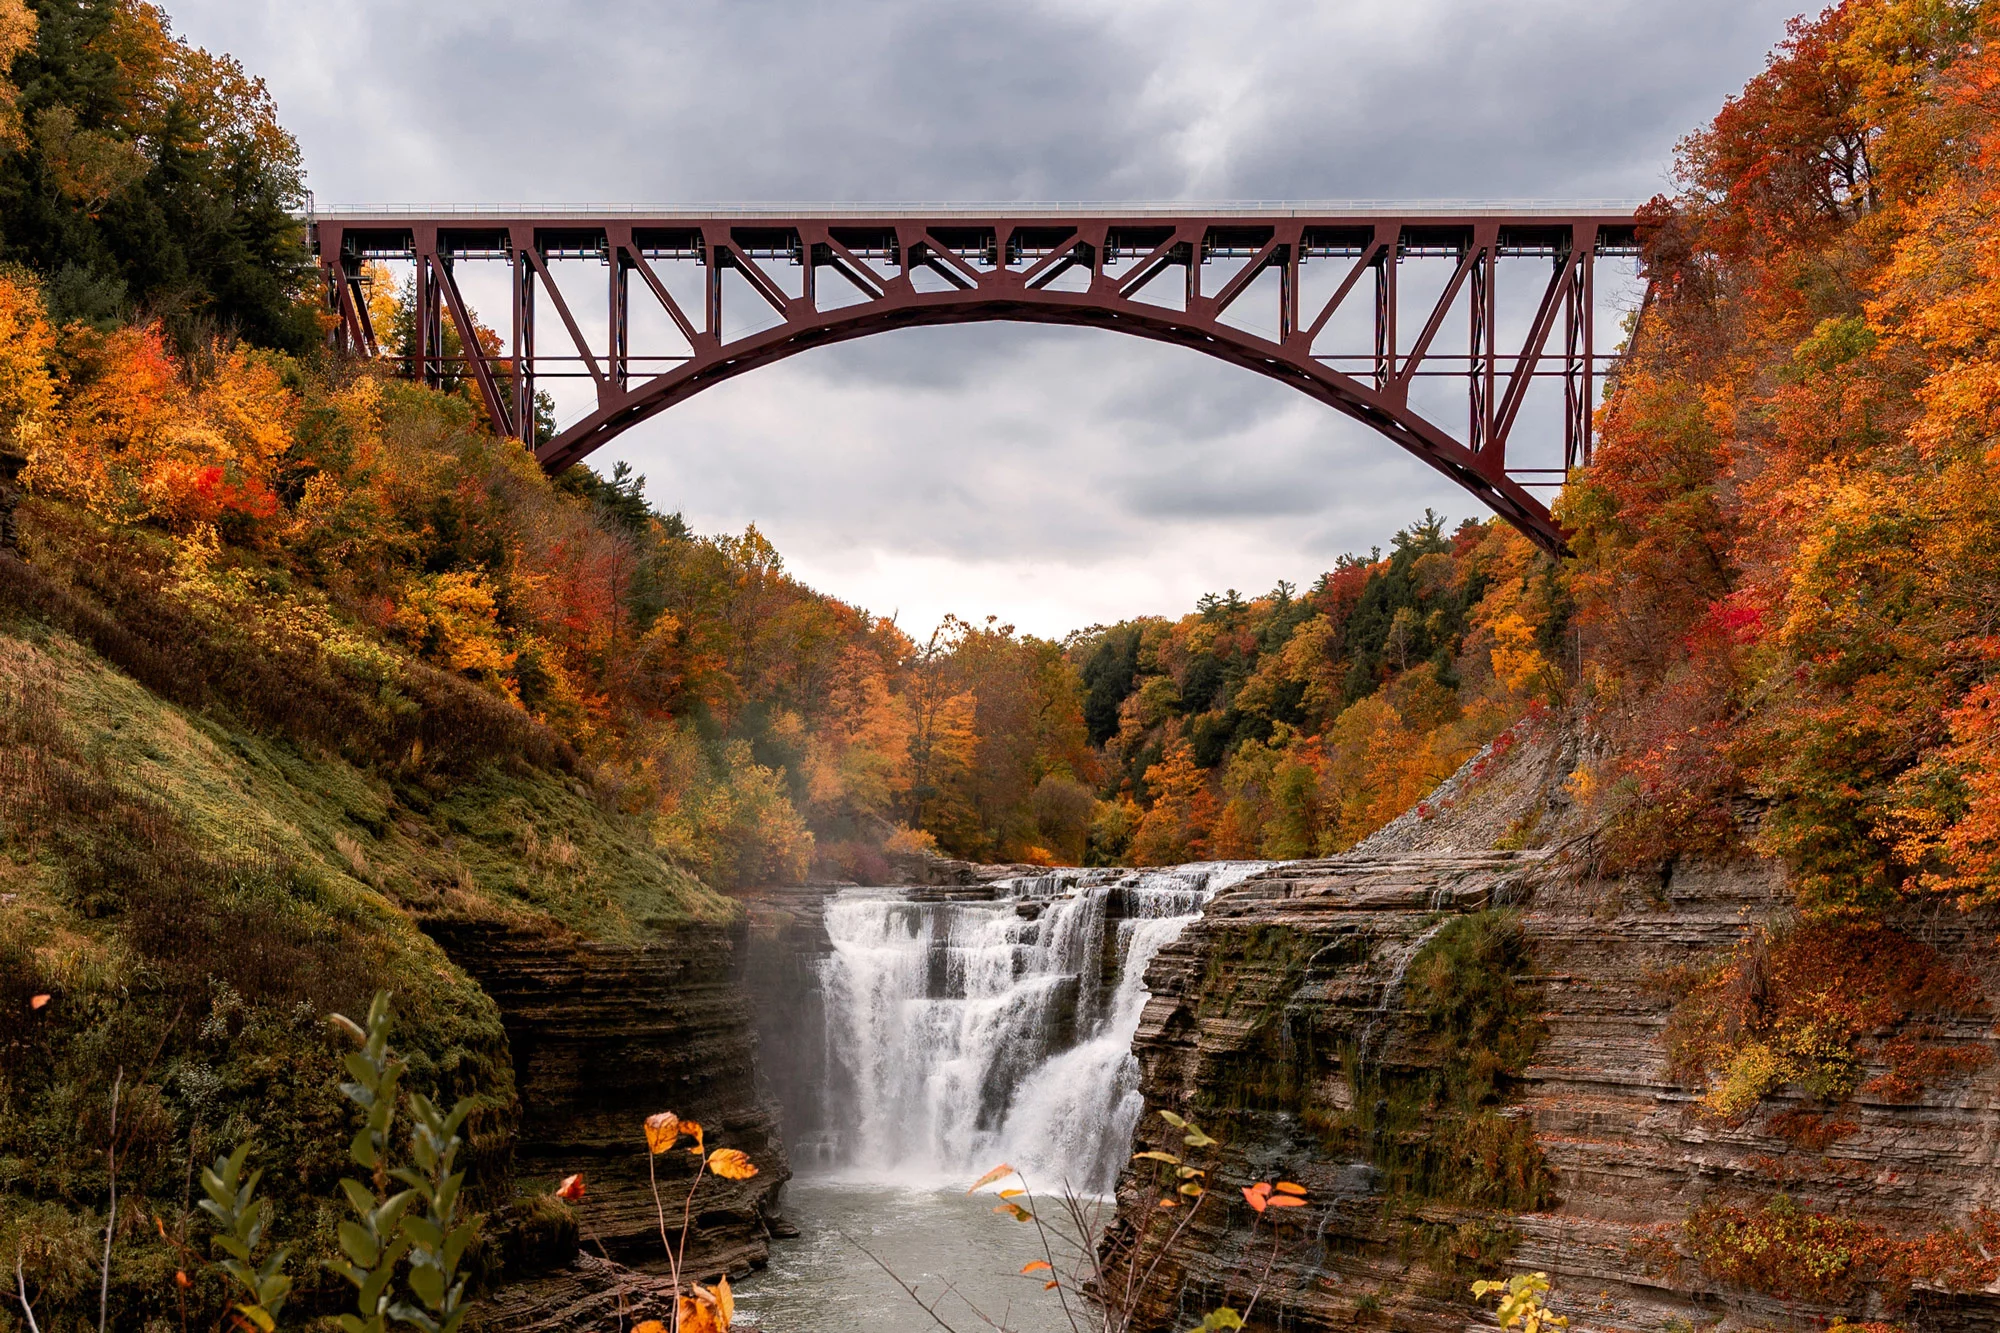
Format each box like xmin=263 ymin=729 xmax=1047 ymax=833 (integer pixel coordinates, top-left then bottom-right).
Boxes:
xmin=313 ymin=208 xmax=1643 ymax=554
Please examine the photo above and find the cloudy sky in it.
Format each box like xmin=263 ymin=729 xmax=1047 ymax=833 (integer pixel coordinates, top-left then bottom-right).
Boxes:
xmin=174 ymin=0 xmax=1798 ymax=637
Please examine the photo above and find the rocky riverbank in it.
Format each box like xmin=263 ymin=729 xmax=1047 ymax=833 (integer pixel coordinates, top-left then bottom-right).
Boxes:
xmin=1103 ymin=720 xmax=2000 ymax=1331
xmin=437 ymin=916 xmax=794 ymax=1331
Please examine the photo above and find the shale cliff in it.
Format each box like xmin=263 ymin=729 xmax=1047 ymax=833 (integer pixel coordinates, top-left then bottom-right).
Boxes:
xmin=1106 ymin=718 xmax=2000 ymax=1331
xmin=441 ymin=918 xmax=792 ymax=1330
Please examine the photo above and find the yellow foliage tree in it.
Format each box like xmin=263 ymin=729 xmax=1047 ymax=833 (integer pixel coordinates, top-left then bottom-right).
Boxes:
xmin=1132 ymin=740 xmax=1216 ymax=865
xmin=0 ymin=272 xmax=58 ymax=455
xmin=388 ymin=570 xmax=518 ymax=680
xmin=0 ymin=0 xmax=35 ymax=152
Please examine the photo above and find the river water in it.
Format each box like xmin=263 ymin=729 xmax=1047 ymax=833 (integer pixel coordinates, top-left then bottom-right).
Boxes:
xmin=735 ymin=864 xmax=1270 ymax=1331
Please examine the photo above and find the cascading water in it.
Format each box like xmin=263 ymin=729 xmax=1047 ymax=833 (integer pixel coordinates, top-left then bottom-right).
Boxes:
xmin=806 ymin=863 xmax=1270 ymax=1195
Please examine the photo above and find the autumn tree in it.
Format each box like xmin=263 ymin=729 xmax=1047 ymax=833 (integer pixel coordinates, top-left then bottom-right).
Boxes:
xmin=0 ymin=0 xmax=318 ymax=348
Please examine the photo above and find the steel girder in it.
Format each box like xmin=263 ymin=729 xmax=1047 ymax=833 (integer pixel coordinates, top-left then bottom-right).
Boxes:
xmin=313 ymin=208 xmax=1643 ymax=554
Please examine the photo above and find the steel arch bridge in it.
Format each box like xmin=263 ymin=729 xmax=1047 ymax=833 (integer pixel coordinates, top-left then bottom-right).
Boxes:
xmin=311 ymin=205 xmax=1644 ymax=553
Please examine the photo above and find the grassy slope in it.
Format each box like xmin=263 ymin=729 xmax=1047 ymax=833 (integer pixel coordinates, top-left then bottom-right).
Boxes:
xmin=0 ymin=511 xmax=734 ymax=1326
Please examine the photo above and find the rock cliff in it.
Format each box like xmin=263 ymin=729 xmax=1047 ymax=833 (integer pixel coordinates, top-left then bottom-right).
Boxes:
xmin=430 ymin=918 xmax=792 ymax=1330
xmin=1105 ymin=719 xmax=2000 ymax=1331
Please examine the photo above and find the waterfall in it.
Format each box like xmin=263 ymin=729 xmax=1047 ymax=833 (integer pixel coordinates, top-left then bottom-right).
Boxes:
xmin=808 ymin=863 xmax=1270 ymax=1195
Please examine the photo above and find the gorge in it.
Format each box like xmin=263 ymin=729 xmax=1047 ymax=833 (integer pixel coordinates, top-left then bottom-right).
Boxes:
xmin=14 ymin=3 xmax=2000 ymax=1330
xmin=784 ymin=863 xmax=1269 ymax=1191
xmin=722 ymin=719 xmax=2000 ymax=1332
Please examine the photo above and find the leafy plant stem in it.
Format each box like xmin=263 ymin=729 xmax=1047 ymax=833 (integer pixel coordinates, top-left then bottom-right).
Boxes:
xmin=672 ymin=1157 xmax=710 ymax=1330
xmin=574 ymin=1211 xmax=628 ymax=1332
xmin=1017 ymin=1179 xmax=1083 ymax=1333
xmin=1116 ymin=1190 xmax=1208 ymax=1332
xmin=1236 ymin=1217 xmax=1285 ymax=1327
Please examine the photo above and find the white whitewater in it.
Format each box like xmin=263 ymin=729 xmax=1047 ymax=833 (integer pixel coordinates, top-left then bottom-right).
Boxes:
xmin=811 ymin=863 xmax=1270 ymax=1195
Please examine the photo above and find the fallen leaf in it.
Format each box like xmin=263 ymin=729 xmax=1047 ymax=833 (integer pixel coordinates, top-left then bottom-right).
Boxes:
xmin=555 ymin=1173 xmax=586 ymax=1202
xmin=1158 ymin=1198 xmax=1178 ymax=1208
xmin=967 ymin=1163 xmax=1016 ymax=1194
xmin=29 ymin=994 xmax=49 ymax=1010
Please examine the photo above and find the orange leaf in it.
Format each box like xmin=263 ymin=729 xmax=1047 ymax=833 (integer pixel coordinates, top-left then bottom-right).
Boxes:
xmin=1158 ymin=1198 xmax=1178 ymax=1208
xmin=174 ymin=1270 xmax=190 ymax=1289
xmin=1241 ymin=1188 xmax=1267 ymax=1213
xmin=967 ymin=1163 xmax=1016 ymax=1194
xmin=993 ymin=1202 xmax=1034 ymax=1222
xmin=632 ymin=1323 xmax=666 ymax=1333
xmin=1044 ymin=1280 xmax=1060 ymax=1290
xmin=29 ymin=994 xmax=49 ymax=1010
xmin=707 ymin=1148 xmax=759 ymax=1181
xmin=555 ymin=1173 xmax=586 ymax=1202
xmin=1273 ymin=1181 xmax=1306 ymax=1196
xmin=1021 ymin=1260 xmax=1052 ymax=1274
xmin=683 ymin=1121 xmax=706 ymax=1153
xmin=677 ymin=1298 xmax=722 ymax=1333
xmin=676 ymin=1277 xmax=732 ymax=1332
xmin=1264 ymin=1195 xmax=1306 ymax=1207
xmin=643 ymin=1112 xmax=681 ymax=1155
xmin=1250 ymin=1181 xmax=1273 ymax=1197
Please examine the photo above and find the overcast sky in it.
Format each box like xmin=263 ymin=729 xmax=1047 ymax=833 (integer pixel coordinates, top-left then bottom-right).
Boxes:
xmin=174 ymin=0 xmax=1799 ymax=637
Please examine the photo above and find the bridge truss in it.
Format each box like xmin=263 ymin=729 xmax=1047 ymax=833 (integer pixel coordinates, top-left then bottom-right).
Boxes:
xmin=311 ymin=206 xmax=1642 ymax=552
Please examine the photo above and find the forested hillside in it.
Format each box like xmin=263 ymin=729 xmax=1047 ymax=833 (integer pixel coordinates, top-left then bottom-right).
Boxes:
xmin=1562 ymin=0 xmax=2000 ymax=910
xmin=11 ymin=0 xmax=1998 ymax=904
xmin=1065 ymin=513 xmax=1559 ymax=864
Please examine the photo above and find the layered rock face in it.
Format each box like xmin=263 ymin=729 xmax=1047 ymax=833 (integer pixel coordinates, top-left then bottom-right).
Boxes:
xmin=730 ymin=884 xmax=836 ymax=1163
xmin=1106 ymin=725 xmax=2000 ymax=1331
xmin=425 ymin=918 xmax=790 ymax=1315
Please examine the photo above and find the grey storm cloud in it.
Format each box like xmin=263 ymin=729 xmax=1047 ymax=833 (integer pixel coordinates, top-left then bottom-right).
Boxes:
xmin=171 ymin=0 xmax=1801 ymax=635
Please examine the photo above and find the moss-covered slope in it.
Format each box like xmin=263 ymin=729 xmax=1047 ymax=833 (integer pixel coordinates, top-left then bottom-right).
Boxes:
xmin=0 ymin=542 xmax=736 ymax=1326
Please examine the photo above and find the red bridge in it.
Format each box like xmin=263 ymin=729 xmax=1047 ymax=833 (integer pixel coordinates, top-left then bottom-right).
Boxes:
xmin=311 ymin=205 xmax=1644 ymax=552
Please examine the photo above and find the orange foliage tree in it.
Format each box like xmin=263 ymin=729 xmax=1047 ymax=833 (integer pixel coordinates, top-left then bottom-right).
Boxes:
xmin=1560 ymin=0 xmax=2000 ymax=908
